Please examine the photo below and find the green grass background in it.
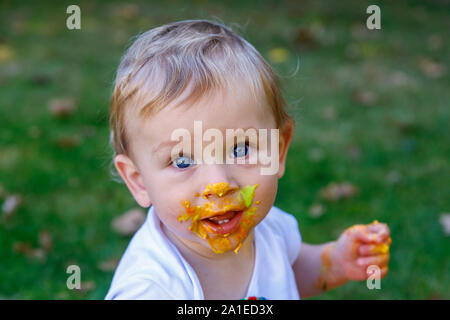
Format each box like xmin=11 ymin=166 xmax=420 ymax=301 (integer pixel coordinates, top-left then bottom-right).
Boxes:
xmin=0 ymin=0 xmax=448 ymax=299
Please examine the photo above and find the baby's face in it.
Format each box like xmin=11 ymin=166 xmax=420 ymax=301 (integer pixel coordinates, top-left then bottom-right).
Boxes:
xmin=116 ymin=83 xmax=292 ymax=256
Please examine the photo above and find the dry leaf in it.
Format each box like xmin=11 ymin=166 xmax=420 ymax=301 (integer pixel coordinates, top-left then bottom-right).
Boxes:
xmin=419 ymin=58 xmax=446 ymax=78
xmin=0 ymin=44 xmax=14 ymax=63
xmin=12 ymin=241 xmax=47 ymax=262
xmin=48 ymin=98 xmax=76 ymax=118
xmin=439 ymin=213 xmax=450 ymax=236
xmin=12 ymin=241 xmax=32 ymax=254
xmin=352 ymin=89 xmax=377 ymax=106
xmin=267 ymin=47 xmax=290 ymax=64
xmin=27 ymin=248 xmax=47 ymax=262
xmin=38 ymin=230 xmax=53 ymax=252
xmin=320 ymin=182 xmax=359 ymax=202
xmin=308 ymin=203 xmax=325 ymax=218
xmin=97 ymin=258 xmax=120 ymax=272
xmin=78 ymin=281 xmax=96 ymax=294
xmin=294 ymin=27 xmax=319 ymax=49
xmin=427 ymin=292 xmax=442 ymax=300
xmin=391 ymin=71 xmax=413 ymax=88
xmin=111 ymin=208 xmax=146 ymax=236
xmin=55 ymin=136 xmax=82 ymax=149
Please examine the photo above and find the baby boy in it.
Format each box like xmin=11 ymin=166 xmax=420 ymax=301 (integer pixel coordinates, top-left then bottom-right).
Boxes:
xmin=105 ymin=20 xmax=391 ymax=300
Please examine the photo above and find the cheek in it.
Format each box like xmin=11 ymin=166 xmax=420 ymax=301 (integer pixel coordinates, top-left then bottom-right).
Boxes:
xmin=251 ymin=175 xmax=278 ymax=221
xmin=149 ymin=184 xmax=199 ymax=235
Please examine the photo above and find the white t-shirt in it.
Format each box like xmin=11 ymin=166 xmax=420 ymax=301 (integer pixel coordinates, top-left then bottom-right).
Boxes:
xmin=105 ymin=205 xmax=302 ymax=300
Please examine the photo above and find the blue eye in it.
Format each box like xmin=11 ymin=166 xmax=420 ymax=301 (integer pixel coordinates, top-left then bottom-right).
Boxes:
xmin=233 ymin=142 xmax=249 ymax=158
xmin=172 ymin=156 xmax=195 ymax=169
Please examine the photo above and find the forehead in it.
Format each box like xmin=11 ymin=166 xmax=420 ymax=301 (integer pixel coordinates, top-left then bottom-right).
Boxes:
xmin=128 ymin=81 xmax=276 ymax=153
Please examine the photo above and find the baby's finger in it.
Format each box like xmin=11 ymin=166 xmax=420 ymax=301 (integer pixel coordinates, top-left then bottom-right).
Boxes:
xmin=357 ymin=254 xmax=390 ymax=269
xmin=367 ymin=221 xmax=390 ymax=243
xmin=353 ymin=228 xmax=378 ymax=243
xmin=359 ymin=242 xmax=390 ymax=256
xmin=380 ymin=266 xmax=389 ymax=279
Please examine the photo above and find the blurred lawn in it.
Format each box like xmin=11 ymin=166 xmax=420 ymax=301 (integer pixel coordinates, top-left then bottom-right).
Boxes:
xmin=0 ymin=0 xmax=449 ymax=299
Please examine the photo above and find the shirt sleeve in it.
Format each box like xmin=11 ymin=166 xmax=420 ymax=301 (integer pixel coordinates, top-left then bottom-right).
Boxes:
xmin=105 ymin=280 xmax=175 ymax=300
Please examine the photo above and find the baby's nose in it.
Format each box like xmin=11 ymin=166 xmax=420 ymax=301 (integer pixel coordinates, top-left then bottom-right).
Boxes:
xmin=202 ymin=182 xmax=239 ymax=198
xmin=198 ymin=164 xmax=240 ymax=199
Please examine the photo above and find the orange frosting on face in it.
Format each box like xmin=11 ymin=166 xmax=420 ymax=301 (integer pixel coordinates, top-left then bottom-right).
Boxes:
xmin=178 ymin=182 xmax=258 ymax=254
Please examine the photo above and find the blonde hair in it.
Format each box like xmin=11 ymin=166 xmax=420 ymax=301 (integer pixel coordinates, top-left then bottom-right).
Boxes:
xmin=110 ymin=19 xmax=292 ymax=157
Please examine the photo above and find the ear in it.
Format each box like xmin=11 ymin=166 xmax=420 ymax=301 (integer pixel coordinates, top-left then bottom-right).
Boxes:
xmin=277 ymin=119 xmax=294 ymax=179
xmin=114 ymin=154 xmax=152 ymax=208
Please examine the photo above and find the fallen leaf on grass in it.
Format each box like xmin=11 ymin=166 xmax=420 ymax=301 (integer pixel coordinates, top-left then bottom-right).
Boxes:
xmin=77 ymin=281 xmax=96 ymax=294
xmin=111 ymin=208 xmax=146 ymax=236
xmin=0 ymin=44 xmax=14 ymax=63
xmin=12 ymin=242 xmax=47 ymax=262
xmin=38 ymin=230 xmax=53 ymax=252
xmin=12 ymin=241 xmax=32 ymax=254
xmin=48 ymin=98 xmax=76 ymax=118
xmin=427 ymin=292 xmax=442 ymax=300
xmin=391 ymin=71 xmax=414 ymax=88
xmin=419 ymin=58 xmax=446 ymax=79
xmin=267 ymin=47 xmax=290 ymax=64
xmin=352 ymin=89 xmax=377 ymax=106
xmin=27 ymin=248 xmax=46 ymax=262
xmin=293 ymin=27 xmax=319 ymax=50
xmin=439 ymin=213 xmax=450 ymax=236
xmin=308 ymin=203 xmax=325 ymax=218
xmin=319 ymin=182 xmax=359 ymax=202
xmin=97 ymin=258 xmax=120 ymax=272
xmin=55 ymin=135 xmax=82 ymax=149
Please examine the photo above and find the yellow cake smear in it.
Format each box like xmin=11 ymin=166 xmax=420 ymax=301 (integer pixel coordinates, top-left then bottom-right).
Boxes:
xmin=178 ymin=182 xmax=258 ymax=254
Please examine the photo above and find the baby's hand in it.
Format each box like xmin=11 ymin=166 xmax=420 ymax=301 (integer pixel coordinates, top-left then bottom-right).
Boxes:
xmin=331 ymin=221 xmax=392 ymax=282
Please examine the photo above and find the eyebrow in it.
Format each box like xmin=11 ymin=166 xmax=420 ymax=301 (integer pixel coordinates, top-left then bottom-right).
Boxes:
xmin=152 ymin=140 xmax=179 ymax=153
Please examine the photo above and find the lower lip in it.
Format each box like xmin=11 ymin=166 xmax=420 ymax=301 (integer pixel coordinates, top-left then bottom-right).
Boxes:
xmin=201 ymin=211 xmax=244 ymax=236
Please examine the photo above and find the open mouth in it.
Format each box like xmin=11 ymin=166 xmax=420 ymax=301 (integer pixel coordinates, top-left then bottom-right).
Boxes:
xmin=201 ymin=210 xmax=244 ymax=235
